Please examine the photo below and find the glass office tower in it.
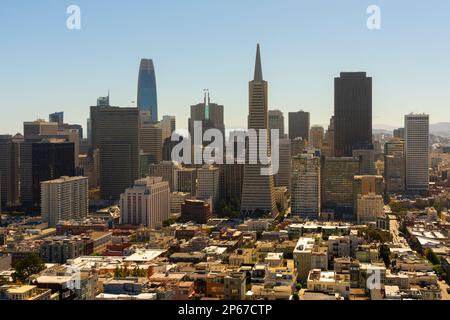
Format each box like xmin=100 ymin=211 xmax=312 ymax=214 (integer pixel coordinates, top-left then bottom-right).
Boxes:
xmin=137 ymin=59 xmax=158 ymax=122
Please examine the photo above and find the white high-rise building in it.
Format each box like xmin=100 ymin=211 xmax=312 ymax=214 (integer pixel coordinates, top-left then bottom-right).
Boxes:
xmin=356 ymin=192 xmax=384 ymax=224
xmin=41 ymin=176 xmax=89 ymax=227
xmin=405 ymin=113 xmax=429 ymax=194
xmin=119 ymin=177 xmax=170 ymax=228
xmin=197 ymin=164 xmax=220 ymax=208
xmin=291 ymin=154 xmax=320 ymax=218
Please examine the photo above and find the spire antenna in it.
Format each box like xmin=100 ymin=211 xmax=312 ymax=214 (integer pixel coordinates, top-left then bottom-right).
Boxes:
xmin=254 ymin=43 xmax=263 ymax=81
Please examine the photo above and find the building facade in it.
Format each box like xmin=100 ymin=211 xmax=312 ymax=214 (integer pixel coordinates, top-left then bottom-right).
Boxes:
xmin=119 ymin=177 xmax=170 ymax=228
xmin=334 ymin=72 xmax=372 ymax=157
xmin=405 ymin=113 xmax=429 ymax=195
xmin=137 ymin=59 xmax=158 ymax=122
xmin=291 ymin=154 xmax=321 ymax=218
xmin=90 ymin=106 xmax=140 ymax=200
xmin=240 ymin=44 xmax=278 ymax=215
xmin=289 ymin=110 xmax=310 ymax=141
xmin=41 ymin=176 xmax=88 ymax=227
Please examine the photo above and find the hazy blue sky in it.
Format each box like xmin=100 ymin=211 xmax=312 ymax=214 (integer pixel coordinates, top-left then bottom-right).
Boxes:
xmin=1 ymin=0 xmax=450 ymax=136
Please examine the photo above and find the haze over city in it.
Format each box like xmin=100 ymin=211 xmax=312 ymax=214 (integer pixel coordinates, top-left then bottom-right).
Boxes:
xmin=2 ymin=0 xmax=450 ymax=136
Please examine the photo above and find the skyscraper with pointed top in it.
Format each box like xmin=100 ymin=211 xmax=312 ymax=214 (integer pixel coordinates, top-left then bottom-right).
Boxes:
xmin=240 ymin=44 xmax=278 ymax=215
xmin=137 ymin=59 xmax=158 ymax=122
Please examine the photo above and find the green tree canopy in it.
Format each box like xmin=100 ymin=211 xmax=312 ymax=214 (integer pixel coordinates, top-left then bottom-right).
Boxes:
xmin=12 ymin=254 xmax=46 ymax=284
xmin=379 ymin=244 xmax=391 ymax=268
xmin=425 ymin=249 xmax=440 ymax=265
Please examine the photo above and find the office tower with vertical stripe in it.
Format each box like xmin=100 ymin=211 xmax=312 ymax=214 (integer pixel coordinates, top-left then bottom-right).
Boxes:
xmin=405 ymin=113 xmax=429 ymax=194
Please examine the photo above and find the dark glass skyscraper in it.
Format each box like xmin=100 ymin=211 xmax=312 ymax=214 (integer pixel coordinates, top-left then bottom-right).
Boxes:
xmin=334 ymin=72 xmax=372 ymax=157
xmin=90 ymin=106 xmax=140 ymax=201
xmin=31 ymin=140 xmax=75 ymax=207
xmin=289 ymin=110 xmax=310 ymax=141
xmin=137 ymin=59 xmax=158 ymax=122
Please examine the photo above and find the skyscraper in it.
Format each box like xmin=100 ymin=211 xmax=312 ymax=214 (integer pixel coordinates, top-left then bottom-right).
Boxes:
xmin=188 ymin=91 xmax=225 ymax=156
xmin=321 ymin=157 xmax=360 ymax=216
xmin=291 ymin=154 xmax=321 ymax=218
xmin=219 ymin=163 xmax=244 ymax=205
xmin=90 ymin=106 xmax=140 ymax=200
xmin=0 ymin=135 xmax=21 ymax=208
xmin=137 ymin=59 xmax=158 ymax=122
xmin=160 ymin=115 xmax=176 ymax=142
xmin=274 ymin=138 xmax=291 ymax=194
xmin=393 ymin=128 xmax=405 ymax=139
xmin=119 ymin=177 xmax=170 ymax=228
xmin=309 ymin=126 xmax=324 ymax=150
xmin=174 ymin=167 xmax=197 ymax=195
xmin=32 ymin=140 xmax=75 ymax=207
xmin=289 ymin=110 xmax=310 ymax=141
xmin=240 ymin=44 xmax=277 ymax=215
xmin=97 ymin=94 xmax=110 ymax=107
xmin=149 ymin=161 xmax=178 ymax=192
xmin=352 ymin=175 xmax=384 ymax=216
xmin=323 ymin=116 xmax=335 ymax=157
xmin=352 ymin=143 xmax=375 ymax=175
xmin=49 ymin=112 xmax=64 ymax=125
xmin=197 ymin=164 xmax=220 ymax=209
xmin=23 ymin=120 xmax=58 ymax=138
xmin=139 ymin=112 xmax=162 ymax=164
xmin=41 ymin=176 xmax=88 ymax=227
xmin=384 ymin=138 xmax=405 ymax=195
xmin=334 ymin=72 xmax=372 ymax=157
xmin=269 ymin=110 xmax=285 ymax=138
xmin=405 ymin=113 xmax=429 ymax=194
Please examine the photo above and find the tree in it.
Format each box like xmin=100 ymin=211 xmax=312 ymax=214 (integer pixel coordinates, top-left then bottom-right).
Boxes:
xmin=114 ymin=266 xmax=121 ymax=278
xmin=425 ymin=249 xmax=440 ymax=265
xmin=379 ymin=244 xmax=391 ymax=268
xmin=163 ymin=218 xmax=176 ymax=228
xmin=433 ymin=265 xmax=447 ymax=279
xmin=276 ymin=202 xmax=283 ymax=214
xmin=12 ymin=254 xmax=46 ymax=284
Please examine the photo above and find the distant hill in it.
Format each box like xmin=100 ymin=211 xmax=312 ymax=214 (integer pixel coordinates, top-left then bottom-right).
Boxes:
xmin=373 ymin=124 xmax=398 ymax=131
xmin=430 ymin=122 xmax=450 ymax=135
xmin=373 ymin=122 xmax=450 ymax=137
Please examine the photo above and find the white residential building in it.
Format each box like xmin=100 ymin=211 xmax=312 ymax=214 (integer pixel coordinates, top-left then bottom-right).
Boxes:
xmin=40 ymin=176 xmax=89 ymax=227
xmin=120 ymin=177 xmax=170 ymax=228
xmin=356 ymin=193 xmax=385 ymax=224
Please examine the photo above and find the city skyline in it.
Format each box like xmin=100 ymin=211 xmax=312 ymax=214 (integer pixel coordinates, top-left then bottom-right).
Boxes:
xmin=2 ymin=1 xmax=450 ymax=136
xmin=1 ymin=1 xmax=450 ymax=304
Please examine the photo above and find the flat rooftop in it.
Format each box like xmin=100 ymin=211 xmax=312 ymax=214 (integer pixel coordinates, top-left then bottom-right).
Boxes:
xmin=124 ymin=249 xmax=165 ymax=262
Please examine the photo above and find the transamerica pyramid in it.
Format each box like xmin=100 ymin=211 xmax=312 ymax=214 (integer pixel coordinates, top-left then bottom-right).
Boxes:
xmin=240 ymin=44 xmax=278 ymax=216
